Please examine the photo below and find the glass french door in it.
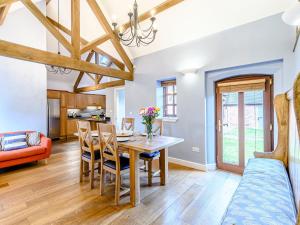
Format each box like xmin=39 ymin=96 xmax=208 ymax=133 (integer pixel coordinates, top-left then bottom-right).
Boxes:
xmin=216 ymin=76 xmax=273 ymax=174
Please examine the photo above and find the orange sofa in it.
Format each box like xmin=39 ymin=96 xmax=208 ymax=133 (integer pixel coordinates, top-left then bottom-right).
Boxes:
xmin=0 ymin=131 xmax=52 ymax=169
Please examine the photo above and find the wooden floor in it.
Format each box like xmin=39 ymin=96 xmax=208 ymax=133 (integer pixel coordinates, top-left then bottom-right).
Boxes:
xmin=0 ymin=141 xmax=241 ymax=225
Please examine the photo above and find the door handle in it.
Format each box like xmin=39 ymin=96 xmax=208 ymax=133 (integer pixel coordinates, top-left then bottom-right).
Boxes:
xmin=218 ymin=120 xmax=222 ymax=132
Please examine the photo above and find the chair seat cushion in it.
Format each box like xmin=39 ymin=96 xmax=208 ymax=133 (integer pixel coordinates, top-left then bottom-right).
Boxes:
xmin=0 ymin=146 xmax=46 ymax=162
xmin=104 ymin=156 xmax=129 ymax=170
xmin=82 ymin=150 xmax=101 ymax=161
xmin=140 ymin=151 xmax=160 ymax=159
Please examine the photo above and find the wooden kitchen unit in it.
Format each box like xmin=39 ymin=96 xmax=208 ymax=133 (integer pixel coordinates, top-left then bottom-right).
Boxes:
xmin=47 ymin=89 xmax=106 ymax=139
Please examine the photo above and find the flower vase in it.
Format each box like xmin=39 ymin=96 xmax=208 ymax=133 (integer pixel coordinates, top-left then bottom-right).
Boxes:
xmin=146 ymin=124 xmax=153 ymax=143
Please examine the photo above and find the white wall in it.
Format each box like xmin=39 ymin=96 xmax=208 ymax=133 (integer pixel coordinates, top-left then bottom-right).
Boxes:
xmin=129 ymin=14 xmax=296 ymax=167
xmin=0 ymin=2 xmax=47 ymax=134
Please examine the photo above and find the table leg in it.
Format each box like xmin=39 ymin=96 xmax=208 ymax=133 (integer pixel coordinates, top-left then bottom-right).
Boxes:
xmin=159 ymin=148 xmax=169 ymax=185
xmin=129 ymin=149 xmax=140 ymax=207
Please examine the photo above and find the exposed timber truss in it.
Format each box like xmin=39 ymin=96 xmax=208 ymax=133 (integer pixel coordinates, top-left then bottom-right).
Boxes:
xmin=0 ymin=0 xmax=184 ymax=92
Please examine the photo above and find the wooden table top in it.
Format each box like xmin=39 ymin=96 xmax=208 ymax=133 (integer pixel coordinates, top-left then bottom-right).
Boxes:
xmin=118 ymin=135 xmax=184 ymax=153
xmin=74 ymin=131 xmax=184 ymax=153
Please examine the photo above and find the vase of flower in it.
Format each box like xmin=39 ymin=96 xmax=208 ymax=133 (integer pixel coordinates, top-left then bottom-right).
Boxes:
xmin=139 ymin=106 xmax=160 ymax=143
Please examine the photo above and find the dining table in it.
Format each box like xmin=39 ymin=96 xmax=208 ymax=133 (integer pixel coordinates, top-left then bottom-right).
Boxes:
xmin=75 ymin=130 xmax=184 ymax=207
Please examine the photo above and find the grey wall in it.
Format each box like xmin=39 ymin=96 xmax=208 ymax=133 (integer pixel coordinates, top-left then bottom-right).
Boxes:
xmin=127 ymin=14 xmax=296 ymax=167
xmin=0 ymin=3 xmax=47 ymax=134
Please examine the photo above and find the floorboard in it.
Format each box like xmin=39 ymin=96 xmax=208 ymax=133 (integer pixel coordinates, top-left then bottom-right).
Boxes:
xmin=0 ymin=141 xmax=241 ymax=225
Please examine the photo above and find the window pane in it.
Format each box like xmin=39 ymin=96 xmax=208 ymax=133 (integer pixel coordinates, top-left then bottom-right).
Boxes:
xmin=244 ymin=90 xmax=264 ymax=165
xmin=174 ymin=85 xmax=177 ymax=93
xmin=222 ymin=92 xmax=239 ymax=165
xmin=167 ymin=106 xmax=173 ymax=115
xmin=174 ymin=95 xmax=177 ymax=104
xmin=167 ymin=86 xmax=174 ymax=94
xmin=175 ymin=106 xmax=177 ymax=116
xmin=167 ymin=95 xmax=173 ymax=104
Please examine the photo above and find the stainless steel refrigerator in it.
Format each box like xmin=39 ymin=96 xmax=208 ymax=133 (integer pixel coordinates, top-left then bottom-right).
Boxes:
xmin=47 ymin=99 xmax=60 ymax=139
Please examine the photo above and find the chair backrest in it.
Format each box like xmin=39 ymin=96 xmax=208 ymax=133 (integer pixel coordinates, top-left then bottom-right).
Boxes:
xmin=77 ymin=120 xmax=94 ymax=153
xmin=121 ymin=118 xmax=135 ymax=131
xmin=97 ymin=123 xmax=119 ymax=165
xmin=149 ymin=119 xmax=164 ymax=136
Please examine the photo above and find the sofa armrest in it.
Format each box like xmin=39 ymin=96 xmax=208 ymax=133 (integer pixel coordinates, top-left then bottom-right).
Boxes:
xmin=40 ymin=136 xmax=52 ymax=157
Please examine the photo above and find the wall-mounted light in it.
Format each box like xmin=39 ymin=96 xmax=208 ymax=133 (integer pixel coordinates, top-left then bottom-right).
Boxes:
xmin=179 ymin=68 xmax=200 ymax=76
xmin=282 ymin=0 xmax=300 ymax=52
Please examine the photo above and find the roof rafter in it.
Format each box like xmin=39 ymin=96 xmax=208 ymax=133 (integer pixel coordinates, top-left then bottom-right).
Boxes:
xmin=0 ymin=40 xmax=133 ymax=80
xmin=75 ymin=80 xmax=125 ymax=93
xmin=21 ymin=0 xmax=73 ymax=53
xmin=47 ymin=16 xmax=125 ymax=71
xmin=74 ymin=51 xmax=95 ymax=91
xmin=80 ymin=34 xmax=110 ymax=55
xmin=87 ymin=0 xmax=133 ymax=72
xmin=122 ymin=0 xmax=184 ymax=31
xmin=0 ymin=3 xmax=11 ymax=25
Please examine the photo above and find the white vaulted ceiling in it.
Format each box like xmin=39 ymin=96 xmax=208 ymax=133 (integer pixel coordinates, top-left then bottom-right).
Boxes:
xmin=100 ymin=0 xmax=296 ymax=58
xmin=45 ymin=0 xmax=296 ymax=61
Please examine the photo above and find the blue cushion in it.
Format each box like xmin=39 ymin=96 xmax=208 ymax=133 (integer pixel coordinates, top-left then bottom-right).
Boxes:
xmin=221 ymin=159 xmax=297 ymax=225
xmin=104 ymin=156 xmax=129 ymax=170
xmin=2 ymin=132 xmax=28 ymax=151
xmin=82 ymin=150 xmax=101 ymax=160
xmin=140 ymin=151 xmax=160 ymax=159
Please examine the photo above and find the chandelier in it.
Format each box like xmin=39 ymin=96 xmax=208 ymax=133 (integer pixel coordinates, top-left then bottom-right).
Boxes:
xmin=45 ymin=0 xmax=72 ymax=74
xmin=112 ymin=0 xmax=158 ymax=47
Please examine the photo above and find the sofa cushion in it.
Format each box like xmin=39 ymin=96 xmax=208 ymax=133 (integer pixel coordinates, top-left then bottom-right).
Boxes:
xmin=26 ymin=132 xmax=41 ymax=146
xmin=2 ymin=132 xmax=28 ymax=151
xmin=0 ymin=137 xmax=3 ymax=151
xmin=221 ymin=158 xmax=297 ymax=225
xmin=0 ymin=146 xmax=46 ymax=162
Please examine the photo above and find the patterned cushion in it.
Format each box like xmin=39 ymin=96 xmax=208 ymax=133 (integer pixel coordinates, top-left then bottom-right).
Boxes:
xmin=0 ymin=137 xmax=3 ymax=151
xmin=221 ymin=158 xmax=297 ymax=225
xmin=140 ymin=151 xmax=160 ymax=159
xmin=2 ymin=132 xmax=28 ymax=151
xmin=26 ymin=132 xmax=41 ymax=146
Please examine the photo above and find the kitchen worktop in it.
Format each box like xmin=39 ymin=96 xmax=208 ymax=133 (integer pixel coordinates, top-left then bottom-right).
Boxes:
xmin=67 ymin=117 xmax=108 ymax=123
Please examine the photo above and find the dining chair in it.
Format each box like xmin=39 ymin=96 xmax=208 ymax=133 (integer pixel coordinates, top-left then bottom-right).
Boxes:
xmin=140 ymin=119 xmax=163 ymax=186
xmin=77 ymin=120 xmax=101 ymax=189
xmin=121 ymin=118 xmax=135 ymax=131
xmin=97 ymin=123 xmax=130 ymax=205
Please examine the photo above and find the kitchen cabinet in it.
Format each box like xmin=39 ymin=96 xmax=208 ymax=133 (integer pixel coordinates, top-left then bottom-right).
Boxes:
xmin=67 ymin=119 xmax=78 ymax=137
xmin=47 ymin=89 xmax=106 ymax=139
xmin=60 ymin=92 xmax=67 ymax=108
xmin=75 ymin=94 xmax=86 ymax=108
xmin=47 ymin=90 xmax=60 ymax=99
xmin=60 ymin=108 xmax=67 ymax=136
xmin=87 ymin=95 xmax=106 ymax=108
xmin=67 ymin=93 xmax=76 ymax=108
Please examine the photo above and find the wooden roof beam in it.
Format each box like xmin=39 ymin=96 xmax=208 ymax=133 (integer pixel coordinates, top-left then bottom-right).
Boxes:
xmin=21 ymin=0 xmax=73 ymax=53
xmin=74 ymin=51 xmax=94 ymax=91
xmin=75 ymin=80 xmax=125 ymax=93
xmin=122 ymin=0 xmax=185 ymax=31
xmin=87 ymin=0 xmax=133 ymax=72
xmin=71 ymin=0 xmax=80 ymax=59
xmin=47 ymin=16 xmax=125 ymax=71
xmin=80 ymin=34 xmax=110 ymax=55
xmin=0 ymin=0 xmax=18 ymax=8
xmin=0 ymin=4 xmax=11 ymax=25
xmin=0 ymin=40 xmax=133 ymax=80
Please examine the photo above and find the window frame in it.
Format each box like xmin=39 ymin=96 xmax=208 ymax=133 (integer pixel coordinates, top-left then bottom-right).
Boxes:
xmin=162 ymin=80 xmax=177 ymax=118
